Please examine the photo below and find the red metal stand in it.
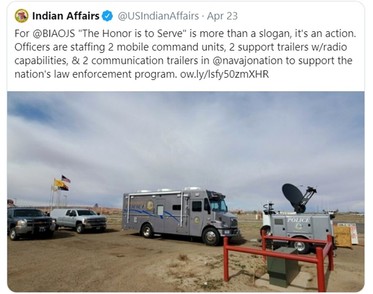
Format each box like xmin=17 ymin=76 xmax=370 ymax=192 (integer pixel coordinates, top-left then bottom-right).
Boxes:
xmin=223 ymin=234 xmax=334 ymax=292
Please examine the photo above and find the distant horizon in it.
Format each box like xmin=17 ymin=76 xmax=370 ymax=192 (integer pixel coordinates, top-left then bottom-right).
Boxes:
xmin=7 ymin=202 xmax=364 ymax=214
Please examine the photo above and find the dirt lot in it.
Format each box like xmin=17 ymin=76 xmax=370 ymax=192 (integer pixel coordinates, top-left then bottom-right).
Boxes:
xmin=7 ymin=212 xmax=364 ymax=292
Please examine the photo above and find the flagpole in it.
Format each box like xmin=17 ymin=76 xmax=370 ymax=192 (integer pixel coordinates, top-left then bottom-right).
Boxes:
xmin=49 ymin=185 xmax=53 ymax=212
xmin=58 ymin=189 xmax=61 ymax=208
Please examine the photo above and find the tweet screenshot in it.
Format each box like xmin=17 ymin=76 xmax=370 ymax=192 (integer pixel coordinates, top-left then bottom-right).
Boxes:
xmin=6 ymin=1 xmax=365 ymax=293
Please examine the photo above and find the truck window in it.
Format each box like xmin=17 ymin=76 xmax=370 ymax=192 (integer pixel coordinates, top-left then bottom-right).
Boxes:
xmin=77 ymin=210 xmax=97 ymax=216
xmin=274 ymin=219 xmax=284 ymax=225
xmin=14 ymin=209 xmax=44 ymax=217
xmin=192 ymin=201 xmax=202 ymax=212
xmin=210 ymin=199 xmax=228 ymax=212
xmin=172 ymin=205 xmax=181 ymax=211
xmin=157 ymin=205 xmax=164 ymax=216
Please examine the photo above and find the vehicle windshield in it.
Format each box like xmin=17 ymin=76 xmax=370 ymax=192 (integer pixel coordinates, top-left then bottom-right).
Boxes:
xmin=13 ymin=209 xmax=45 ymax=217
xmin=77 ymin=210 xmax=97 ymax=216
xmin=210 ymin=199 xmax=228 ymax=212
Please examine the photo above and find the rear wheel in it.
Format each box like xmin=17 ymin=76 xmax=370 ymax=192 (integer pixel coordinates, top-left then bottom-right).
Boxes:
xmin=202 ymin=227 xmax=220 ymax=246
xmin=291 ymin=237 xmax=310 ymax=254
xmin=260 ymin=225 xmax=272 ymax=248
xmin=141 ymin=223 xmax=154 ymax=238
xmin=260 ymin=225 xmax=271 ymax=237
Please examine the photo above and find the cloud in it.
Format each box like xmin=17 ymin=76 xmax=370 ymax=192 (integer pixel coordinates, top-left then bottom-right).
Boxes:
xmin=7 ymin=92 xmax=364 ymax=212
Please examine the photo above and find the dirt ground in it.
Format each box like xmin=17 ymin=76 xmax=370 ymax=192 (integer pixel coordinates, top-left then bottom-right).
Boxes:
xmin=7 ymin=212 xmax=364 ymax=292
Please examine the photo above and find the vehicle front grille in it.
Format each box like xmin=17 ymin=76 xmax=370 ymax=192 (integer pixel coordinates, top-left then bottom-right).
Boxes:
xmin=27 ymin=219 xmax=51 ymax=227
xmin=86 ymin=218 xmax=106 ymax=225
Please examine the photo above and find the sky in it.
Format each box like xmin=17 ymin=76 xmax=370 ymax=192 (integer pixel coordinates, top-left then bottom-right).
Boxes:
xmin=7 ymin=92 xmax=364 ymax=212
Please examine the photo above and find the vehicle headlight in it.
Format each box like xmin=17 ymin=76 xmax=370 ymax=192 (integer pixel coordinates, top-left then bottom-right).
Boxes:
xmin=230 ymin=218 xmax=238 ymax=226
xmin=17 ymin=219 xmax=27 ymax=226
xmin=82 ymin=218 xmax=86 ymax=224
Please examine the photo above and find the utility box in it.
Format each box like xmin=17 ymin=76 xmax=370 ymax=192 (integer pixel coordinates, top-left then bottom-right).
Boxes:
xmin=267 ymin=247 xmax=300 ymax=287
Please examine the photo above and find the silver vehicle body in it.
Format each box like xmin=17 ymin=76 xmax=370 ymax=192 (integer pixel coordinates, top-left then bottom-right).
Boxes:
xmin=122 ymin=187 xmax=239 ymax=245
xmin=263 ymin=213 xmax=333 ymax=239
xmin=261 ymin=184 xmax=335 ymax=254
xmin=262 ymin=209 xmax=334 ymax=253
xmin=51 ymin=208 xmax=107 ymax=233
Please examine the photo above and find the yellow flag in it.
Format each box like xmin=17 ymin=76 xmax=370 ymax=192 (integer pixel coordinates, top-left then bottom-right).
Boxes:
xmin=54 ymin=178 xmax=65 ymax=187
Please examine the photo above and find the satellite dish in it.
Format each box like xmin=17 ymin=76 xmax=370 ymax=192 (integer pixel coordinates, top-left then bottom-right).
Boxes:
xmin=282 ymin=183 xmax=306 ymax=213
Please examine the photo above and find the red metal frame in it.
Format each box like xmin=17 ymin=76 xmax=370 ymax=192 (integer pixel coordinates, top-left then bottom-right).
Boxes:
xmin=223 ymin=234 xmax=334 ymax=292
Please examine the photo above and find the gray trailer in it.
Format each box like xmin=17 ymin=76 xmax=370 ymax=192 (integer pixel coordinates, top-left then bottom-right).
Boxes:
xmin=261 ymin=184 xmax=335 ymax=254
xmin=122 ymin=187 xmax=239 ymax=246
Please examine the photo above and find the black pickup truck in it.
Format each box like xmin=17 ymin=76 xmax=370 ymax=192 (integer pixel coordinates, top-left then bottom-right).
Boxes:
xmin=7 ymin=207 xmax=56 ymax=240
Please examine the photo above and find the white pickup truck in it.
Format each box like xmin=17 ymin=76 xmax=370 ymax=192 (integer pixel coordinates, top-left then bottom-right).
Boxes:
xmin=51 ymin=208 xmax=106 ymax=233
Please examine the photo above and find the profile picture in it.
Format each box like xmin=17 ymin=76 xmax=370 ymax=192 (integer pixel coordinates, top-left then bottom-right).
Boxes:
xmin=15 ymin=9 xmax=29 ymax=23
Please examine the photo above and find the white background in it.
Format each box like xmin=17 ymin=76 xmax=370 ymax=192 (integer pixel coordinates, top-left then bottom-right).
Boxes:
xmin=1 ymin=1 xmax=371 ymax=293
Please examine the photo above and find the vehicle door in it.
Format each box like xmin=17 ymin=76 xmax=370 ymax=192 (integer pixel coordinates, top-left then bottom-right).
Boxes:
xmin=59 ymin=209 xmax=70 ymax=225
xmin=66 ymin=209 xmax=77 ymax=226
xmin=189 ymin=199 xmax=205 ymax=237
xmin=151 ymin=198 xmax=165 ymax=234
xmin=163 ymin=194 xmax=188 ymax=235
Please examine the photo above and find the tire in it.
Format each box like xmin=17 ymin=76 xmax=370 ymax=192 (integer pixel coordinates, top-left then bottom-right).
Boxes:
xmin=260 ymin=225 xmax=272 ymax=248
xmin=76 ymin=223 xmax=84 ymax=234
xmin=9 ymin=228 xmax=19 ymax=241
xmin=202 ymin=227 xmax=220 ymax=246
xmin=141 ymin=223 xmax=154 ymax=238
xmin=291 ymin=237 xmax=310 ymax=254
xmin=260 ymin=225 xmax=271 ymax=237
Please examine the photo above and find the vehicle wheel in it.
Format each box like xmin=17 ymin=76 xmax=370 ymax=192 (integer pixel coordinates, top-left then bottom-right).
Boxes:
xmin=76 ymin=224 xmax=84 ymax=234
xmin=202 ymin=227 xmax=220 ymax=246
xmin=260 ymin=225 xmax=271 ymax=237
xmin=291 ymin=238 xmax=310 ymax=254
xmin=9 ymin=228 xmax=18 ymax=241
xmin=260 ymin=225 xmax=272 ymax=248
xmin=141 ymin=223 xmax=154 ymax=238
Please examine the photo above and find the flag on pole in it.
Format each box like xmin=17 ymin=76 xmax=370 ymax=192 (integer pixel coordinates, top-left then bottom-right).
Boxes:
xmin=54 ymin=178 xmax=65 ymax=187
xmin=61 ymin=175 xmax=71 ymax=183
xmin=58 ymin=183 xmax=69 ymax=191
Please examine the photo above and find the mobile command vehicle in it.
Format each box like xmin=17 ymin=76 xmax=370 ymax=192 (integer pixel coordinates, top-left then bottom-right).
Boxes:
xmin=122 ymin=187 xmax=239 ymax=246
xmin=261 ymin=183 xmax=335 ymax=254
xmin=51 ymin=208 xmax=107 ymax=233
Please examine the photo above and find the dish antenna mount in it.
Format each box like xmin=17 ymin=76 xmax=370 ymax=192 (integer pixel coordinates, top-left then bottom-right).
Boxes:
xmin=282 ymin=183 xmax=317 ymax=213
